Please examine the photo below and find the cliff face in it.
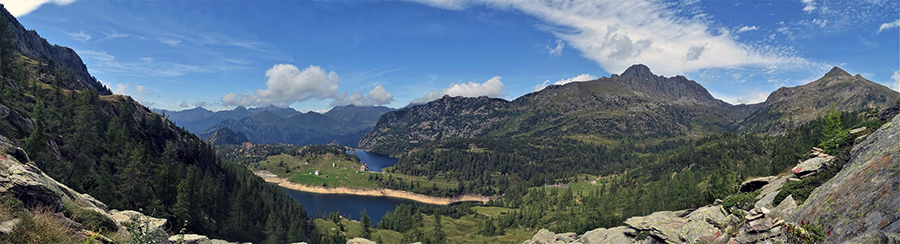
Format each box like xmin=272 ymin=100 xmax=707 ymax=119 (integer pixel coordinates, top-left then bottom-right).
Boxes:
xmin=787 ymin=113 xmax=900 ymax=242
xmin=0 ymin=6 xmax=110 ymax=95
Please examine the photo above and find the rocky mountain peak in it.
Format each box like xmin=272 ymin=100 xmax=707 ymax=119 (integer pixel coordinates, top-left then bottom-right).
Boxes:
xmin=205 ymin=127 xmax=249 ymax=145
xmin=620 ymin=64 xmax=655 ymax=79
xmin=823 ymin=66 xmax=851 ymax=79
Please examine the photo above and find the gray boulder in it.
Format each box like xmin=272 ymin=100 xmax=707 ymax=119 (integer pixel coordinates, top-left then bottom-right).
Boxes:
xmin=580 ymin=226 xmax=637 ymax=244
xmin=791 ymin=155 xmax=833 ymax=178
xmin=169 ymin=234 xmax=212 ymax=244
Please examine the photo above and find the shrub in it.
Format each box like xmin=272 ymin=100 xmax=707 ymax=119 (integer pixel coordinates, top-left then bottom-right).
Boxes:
xmin=62 ymin=201 xmax=117 ymax=234
xmin=774 ymin=167 xmax=838 ymax=206
xmin=722 ymin=190 xmax=760 ymax=211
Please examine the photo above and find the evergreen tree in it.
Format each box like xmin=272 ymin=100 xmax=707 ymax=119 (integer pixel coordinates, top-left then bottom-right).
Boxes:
xmin=360 ymin=208 xmax=371 ymax=239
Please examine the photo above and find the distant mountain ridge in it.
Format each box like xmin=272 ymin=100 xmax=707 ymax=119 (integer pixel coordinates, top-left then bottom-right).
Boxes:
xmin=360 ymin=64 xmax=898 ymax=155
xmin=161 ymin=104 xmax=395 ymax=147
xmin=740 ymin=67 xmax=899 ymax=134
xmin=361 ymin=64 xmax=746 ymax=154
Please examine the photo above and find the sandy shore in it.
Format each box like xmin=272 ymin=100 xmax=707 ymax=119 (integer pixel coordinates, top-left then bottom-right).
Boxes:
xmin=260 ymin=176 xmax=493 ymax=205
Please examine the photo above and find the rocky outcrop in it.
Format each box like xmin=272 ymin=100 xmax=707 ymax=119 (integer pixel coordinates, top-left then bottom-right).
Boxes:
xmin=522 ymin=114 xmax=900 ymax=244
xmin=791 ymin=148 xmax=834 ymax=178
xmin=0 ymin=136 xmax=104 ymax=213
xmin=787 ymin=113 xmax=900 ymax=242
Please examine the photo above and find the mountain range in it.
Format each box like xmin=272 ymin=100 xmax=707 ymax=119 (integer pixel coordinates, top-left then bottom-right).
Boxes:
xmin=158 ymin=104 xmax=395 ymax=147
xmin=361 ymin=64 xmax=899 ymax=155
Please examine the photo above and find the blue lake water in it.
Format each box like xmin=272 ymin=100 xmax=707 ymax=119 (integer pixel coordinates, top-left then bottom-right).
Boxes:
xmin=346 ymin=150 xmax=396 ymax=172
xmin=282 ymin=150 xmax=414 ymax=225
xmin=283 ymin=187 xmax=425 ymax=225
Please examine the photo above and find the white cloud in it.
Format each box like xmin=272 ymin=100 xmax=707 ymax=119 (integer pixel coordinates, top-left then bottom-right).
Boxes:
xmin=160 ymin=39 xmax=181 ymax=46
xmin=194 ymin=101 xmax=206 ymax=107
xmin=533 ymin=74 xmax=598 ymax=91
xmin=135 ymin=85 xmax=145 ymax=93
xmin=711 ymin=91 xmax=768 ymax=105
xmin=113 ymin=84 xmax=128 ymax=95
xmin=878 ymin=19 xmax=900 ymax=33
xmin=179 ymin=101 xmax=189 ymax=108
xmin=544 ymin=39 xmax=564 ymax=56
xmin=331 ymin=85 xmax=395 ymax=107
xmin=0 ymin=0 xmax=75 ymax=17
xmin=408 ymin=0 xmax=809 ymax=76
xmin=100 ymin=30 xmax=129 ymax=42
xmin=892 ymin=70 xmax=900 ymax=92
xmin=221 ymin=64 xmax=339 ymax=108
xmin=736 ymin=26 xmax=758 ymax=33
xmin=78 ymin=50 xmax=209 ymax=77
xmin=367 ymin=85 xmax=394 ymax=104
xmin=411 ymin=76 xmax=505 ymax=104
xmin=66 ymin=31 xmax=91 ymax=42
xmin=801 ymin=0 xmax=817 ymax=13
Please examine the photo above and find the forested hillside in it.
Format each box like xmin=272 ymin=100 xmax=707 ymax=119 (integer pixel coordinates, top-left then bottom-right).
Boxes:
xmin=0 ymin=5 xmax=320 ymax=243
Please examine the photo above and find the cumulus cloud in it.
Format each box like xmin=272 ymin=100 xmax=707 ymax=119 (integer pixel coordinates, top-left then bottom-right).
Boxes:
xmin=331 ymin=85 xmax=395 ymax=107
xmin=410 ymin=76 xmax=505 ymax=104
xmin=533 ymin=74 xmax=598 ymax=91
xmin=0 ymin=0 xmax=75 ymax=17
xmin=544 ymin=39 xmax=564 ymax=56
xmin=736 ymin=26 xmax=758 ymax=33
xmin=367 ymin=85 xmax=394 ymax=104
xmin=223 ymin=64 xmax=395 ymax=108
xmin=222 ymin=64 xmax=340 ymax=108
xmin=407 ymin=0 xmax=809 ymax=76
xmin=878 ymin=19 xmax=900 ymax=33
xmin=179 ymin=101 xmax=189 ymax=108
xmin=194 ymin=101 xmax=207 ymax=107
xmin=892 ymin=70 xmax=900 ymax=92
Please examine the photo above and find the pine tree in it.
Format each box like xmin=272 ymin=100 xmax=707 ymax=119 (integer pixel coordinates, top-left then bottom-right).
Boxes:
xmin=360 ymin=208 xmax=371 ymax=239
xmin=819 ymin=105 xmax=846 ymax=155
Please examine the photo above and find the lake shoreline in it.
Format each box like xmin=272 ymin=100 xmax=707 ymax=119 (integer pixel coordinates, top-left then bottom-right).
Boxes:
xmin=261 ymin=176 xmax=494 ymax=205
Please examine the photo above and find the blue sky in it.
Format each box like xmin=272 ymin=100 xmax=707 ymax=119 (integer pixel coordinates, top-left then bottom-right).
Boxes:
xmin=4 ymin=0 xmax=899 ymax=112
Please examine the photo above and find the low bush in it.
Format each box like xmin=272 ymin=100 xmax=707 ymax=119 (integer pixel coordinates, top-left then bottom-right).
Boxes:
xmin=722 ymin=189 xmax=760 ymax=211
xmin=63 ymin=201 xmax=117 ymax=234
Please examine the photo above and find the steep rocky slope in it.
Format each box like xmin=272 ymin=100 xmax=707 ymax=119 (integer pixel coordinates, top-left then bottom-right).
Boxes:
xmin=518 ymin=113 xmax=900 ymax=244
xmin=787 ymin=113 xmax=900 ymax=242
xmin=359 ymin=95 xmax=512 ymax=154
xmin=741 ymin=67 xmax=899 ymax=134
xmin=0 ymin=6 xmax=109 ymax=95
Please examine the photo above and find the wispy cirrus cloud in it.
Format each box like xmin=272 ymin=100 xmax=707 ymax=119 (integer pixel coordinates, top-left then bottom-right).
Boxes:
xmin=78 ymin=49 xmax=223 ymax=78
xmin=736 ymin=26 xmax=758 ymax=33
xmin=65 ymin=30 xmax=91 ymax=42
xmin=407 ymin=0 xmax=811 ymax=77
xmin=878 ymin=19 xmax=900 ymax=33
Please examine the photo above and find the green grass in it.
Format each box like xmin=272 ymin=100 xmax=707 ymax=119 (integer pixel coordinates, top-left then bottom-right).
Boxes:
xmin=254 ymin=153 xmax=462 ymax=191
xmin=472 ymin=206 xmax=513 ymax=218
xmin=311 ymin=206 xmax=537 ymax=244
